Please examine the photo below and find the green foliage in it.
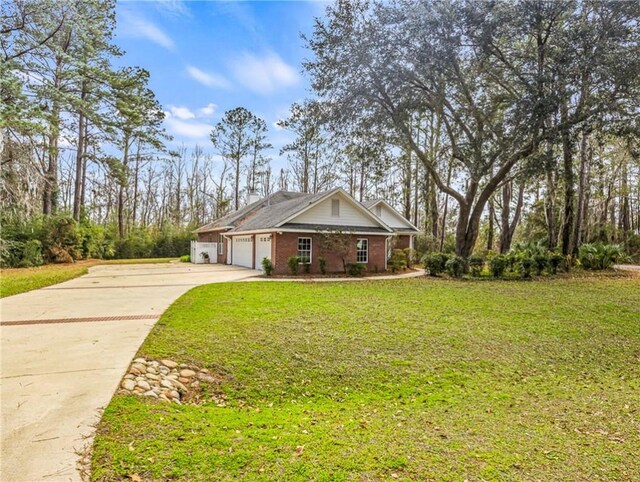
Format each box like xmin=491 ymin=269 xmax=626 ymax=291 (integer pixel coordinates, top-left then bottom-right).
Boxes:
xmin=388 ymin=249 xmax=408 ymax=273
xmin=403 ymin=248 xmax=416 ymax=268
xmin=21 ymin=239 xmax=43 ymax=267
xmin=113 ymin=226 xmax=192 ymax=259
xmin=287 ymin=256 xmax=300 ymax=275
xmin=548 ymin=253 xmax=564 ymax=274
xmin=445 ymin=255 xmax=465 ymax=278
xmin=490 ymin=255 xmax=508 ymax=278
xmin=346 ymin=262 xmax=366 ymax=276
xmin=533 ymin=254 xmax=548 ymax=275
xmin=0 ymin=214 xmax=193 ymax=268
xmin=42 ymin=215 xmax=81 ymax=263
xmin=179 ymin=255 xmax=190 ymax=263
xmin=519 ymin=257 xmax=534 ymax=278
xmin=424 ymin=253 xmax=448 ymax=276
xmin=468 ymin=255 xmax=485 ymax=276
xmin=625 ymin=233 xmax=640 ymax=262
xmin=318 ymin=256 xmax=327 ymax=275
xmin=261 ymin=257 xmax=273 ymax=276
xmin=578 ymin=243 xmax=629 ymax=270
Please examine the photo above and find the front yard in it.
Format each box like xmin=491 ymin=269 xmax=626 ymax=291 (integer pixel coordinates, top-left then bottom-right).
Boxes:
xmin=92 ymin=275 xmax=640 ymax=481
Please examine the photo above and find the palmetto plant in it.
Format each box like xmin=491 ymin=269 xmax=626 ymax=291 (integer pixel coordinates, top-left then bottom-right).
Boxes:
xmin=578 ymin=243 xmax=629 ymax=270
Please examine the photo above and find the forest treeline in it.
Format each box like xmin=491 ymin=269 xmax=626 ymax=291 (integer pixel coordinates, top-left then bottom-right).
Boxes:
xmin=1 ymin=0 xmax=639 ymax=267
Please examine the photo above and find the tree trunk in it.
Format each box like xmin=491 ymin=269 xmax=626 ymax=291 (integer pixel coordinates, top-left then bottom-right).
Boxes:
xmin=72 ymin=79 xmax=88 ymax=221
xmin=487 ymin=197 xmax=495 ymax=251
xmin=572 ymin=130 xmax=590 ymax=253
xmin=118 ymin=135 xmax=130 ymax=239
xmin=132 ymin=141 xmax=141 ymax=225
xmin=499 ymin=181 xmax=525 ymax=253
xmin=560 ymin=96 xmax=574 ymax=256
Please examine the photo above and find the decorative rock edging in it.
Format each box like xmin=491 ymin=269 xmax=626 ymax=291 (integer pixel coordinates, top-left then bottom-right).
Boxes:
xmin=118 ymin=357 xmax=222 ymax=405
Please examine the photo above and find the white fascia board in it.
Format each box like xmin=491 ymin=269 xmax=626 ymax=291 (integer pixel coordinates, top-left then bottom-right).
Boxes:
xmin=377 ymin=200 xmax=420 ymax=231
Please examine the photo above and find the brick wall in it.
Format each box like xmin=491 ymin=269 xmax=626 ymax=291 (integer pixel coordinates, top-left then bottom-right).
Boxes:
xmin=395 ymin=235 xmax=413 ymax=250
xmin=272 ymin=232 xmax=388 ymax=275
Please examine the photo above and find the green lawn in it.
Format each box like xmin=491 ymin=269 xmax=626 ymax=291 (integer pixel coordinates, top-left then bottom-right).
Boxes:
xmin=92 ymin=275 xmax=640 ymax=481
xmin=0 ymin=258 xmax=176 ymax=298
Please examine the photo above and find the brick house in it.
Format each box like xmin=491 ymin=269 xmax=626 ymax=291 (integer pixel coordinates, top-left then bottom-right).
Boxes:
xmin=194 ymin=188 xmax=418 ymax=274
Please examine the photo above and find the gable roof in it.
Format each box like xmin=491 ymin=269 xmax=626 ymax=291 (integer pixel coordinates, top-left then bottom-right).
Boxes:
xmin=227 ymin=188 xmax=393 ymax=234
xmin=194 ymin=191 xmax=306 ymax=233
xmin=362 ymin=199 xmax=419 ymax=232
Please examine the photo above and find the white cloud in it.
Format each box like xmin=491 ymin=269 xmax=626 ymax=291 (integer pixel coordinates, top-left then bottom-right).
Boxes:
xmin=164 ymin=117 xmax=213 ymax=140
xmin=229 ymin=52 xmax=300 ymax=95
xmin=186 ymin=65 xmax=230 ymax=89
xmin=198 ymin=103 xmax=217 ymax=118
xmin=121 ymin=12 xmax=175 ymax=51
xmin=167 ymin=105 xmax=195 ymax=120
xmin=153 ymin=0 xmax=191 ymax=18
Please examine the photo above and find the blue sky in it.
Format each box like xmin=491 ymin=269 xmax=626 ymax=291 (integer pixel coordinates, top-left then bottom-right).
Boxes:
xmin=114 ymin=0 xmax=328 ymax=167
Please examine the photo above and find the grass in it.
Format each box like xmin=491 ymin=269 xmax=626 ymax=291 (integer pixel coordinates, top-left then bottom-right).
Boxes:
xmin=91 ymin=275 xmax=640 ymax=481
xmin=0 ymin=258 xmax=176 ymax=298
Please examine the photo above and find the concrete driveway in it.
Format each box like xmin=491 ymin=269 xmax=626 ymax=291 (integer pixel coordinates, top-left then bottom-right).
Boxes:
xmin=0 ymin=262 xmax=258 ymax=482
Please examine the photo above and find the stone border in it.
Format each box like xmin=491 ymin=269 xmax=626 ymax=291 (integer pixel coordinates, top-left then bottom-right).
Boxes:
xmin=118 ymin=357 xmax=224 ymax=405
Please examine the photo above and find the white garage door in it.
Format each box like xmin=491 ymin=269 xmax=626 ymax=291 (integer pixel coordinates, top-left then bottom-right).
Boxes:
xmin=255 ymin=235 xmax=272 ymax=270
xmin=232 ymin=236 xmax=253 ymax=268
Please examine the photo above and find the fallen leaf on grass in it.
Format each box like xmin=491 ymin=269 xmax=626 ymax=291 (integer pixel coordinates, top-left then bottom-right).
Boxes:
xmin=129 ymin=474 xmax=142 ymax=482
xmin=293 ymin=445 xmax=304 ymax=456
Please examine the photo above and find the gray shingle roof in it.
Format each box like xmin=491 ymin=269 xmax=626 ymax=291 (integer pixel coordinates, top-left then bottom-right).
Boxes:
xmin=228 ymin=190 xmax=329 ymax=233
xmin=194 ymin=191 xmax=307 ymax=233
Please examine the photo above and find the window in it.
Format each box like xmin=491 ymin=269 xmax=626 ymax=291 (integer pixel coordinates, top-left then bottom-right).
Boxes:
xmin=331 ymin=199 xmax=340 ymax=217
xmin=218 ymin=234 xmax=223 ymax=255
xmin=297 ymin=237 xmax=312 ymax=264
xmin=356 ymin=238 xmax=368 ymax=263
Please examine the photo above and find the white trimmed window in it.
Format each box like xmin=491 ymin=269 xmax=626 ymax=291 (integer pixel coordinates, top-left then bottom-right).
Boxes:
xmin=331 ymin=199 xmax=340 ymax=217
xmin=298 ymin=237 xmax=312 ymax=264
xmin=218 ymin=234 xmax=223 ymax=255
xmin=356 ymin=238 xmax=368 ymax=263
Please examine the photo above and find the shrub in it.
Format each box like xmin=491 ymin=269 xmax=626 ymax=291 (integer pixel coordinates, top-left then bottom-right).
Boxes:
xmin=468 ymin=255 xmax=484 ymax=276
xmin=318 ymin=256 xmax=327 ymax=275
xmin=490 ymin=255 xmax=507 ymax=278
xmin=424 ymin=253 xmax=448 ymax=276
xmin=179 ymin=254 xmax=190 ymax=263
xmin=520 ymin=256 xmax=534 ymax=278
xmin=42 ymin=215 xmax=81 ymax=263
xmin=389 ymin=249 xmax=408 ymax=273
xmin=19 ymin=239 xmax=43 ymax=267
xmin=548 ymin=253 xmax=563 ymax=274
xmin=445 ymin=255 xmax=465 ymax=278
xmin=403 ymin=248 xmax=417 ymax=268
xmin=287 ymin=256 xmax=300 ymax=275
xmin=261 ymin=257 xmax=274 ymax=276
xmin=578 ymin=243 xmax=629 ymax=270
xmin=346 ymin=262 xmax=366 ymax=276
xmin=533 ymin=253 xmax=548 ymax=275
xmin=505 ymin=252 xmax=518 ymax=272
xmin=303 ymin=262 xmax=311 ymax=274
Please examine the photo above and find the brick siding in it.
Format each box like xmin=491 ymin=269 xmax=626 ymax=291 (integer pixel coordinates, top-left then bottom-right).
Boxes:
xmin=395 ymin=235 xmax=413 ymax=250
xmin=272 ymin=232 xmax=388 ymax=275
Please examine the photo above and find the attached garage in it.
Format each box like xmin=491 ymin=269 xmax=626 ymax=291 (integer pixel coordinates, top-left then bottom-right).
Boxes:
xmin=232 ymin=236 xmax=253 ymax=268
xmin=255 ymin=235 xmax=272 ymax=270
